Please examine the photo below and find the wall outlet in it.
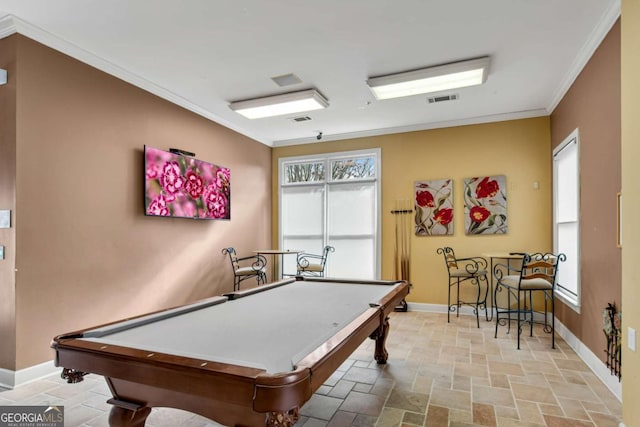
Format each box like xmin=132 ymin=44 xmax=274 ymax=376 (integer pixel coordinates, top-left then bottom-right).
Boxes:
xmin=629 ymin=327 xmax=637 ymax=352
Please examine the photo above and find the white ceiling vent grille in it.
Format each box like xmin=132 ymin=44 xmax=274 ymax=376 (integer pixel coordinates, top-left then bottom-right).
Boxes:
xmin=272 ymin=73 xmax=303 ymax=87
xmin=428 ymin=93 xmax=459 ymax=104
xmin=291 ymin=115 xmax=312 ymax=122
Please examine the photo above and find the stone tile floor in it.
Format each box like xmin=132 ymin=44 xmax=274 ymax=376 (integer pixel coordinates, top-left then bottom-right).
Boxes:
xmin=0 ymin=311 xmax=622 ymax=426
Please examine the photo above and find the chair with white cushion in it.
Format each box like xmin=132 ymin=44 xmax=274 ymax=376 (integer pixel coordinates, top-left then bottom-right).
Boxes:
xmin=437 ymin=247 xmax=489 ymax=328
xmin=222 ymin=247 xmax=267 ymax=291
xmin=493 ymin=252 xmax=566 ymax=349
xmin=296 ymin=246 xmax=335 ymax=277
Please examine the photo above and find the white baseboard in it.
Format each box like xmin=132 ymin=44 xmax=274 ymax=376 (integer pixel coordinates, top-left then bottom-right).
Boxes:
xmin=0 ymin=360 xmax=59 ymax=389
xmin=408 ymin=302 xmax=480 ymax=316
xmin=554 ymin=318 xmax=622 ymax=401
xmin=407 ymin=303 xmax=622 ymax=402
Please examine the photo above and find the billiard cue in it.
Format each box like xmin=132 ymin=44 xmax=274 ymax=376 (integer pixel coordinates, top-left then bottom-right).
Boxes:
xmin=393 ymin=200 xmax=400 ymax=280
xmin=391 ymin=201 xmax=404 ymax=281
xmin=391 ymin=200 xmax=412 ymax=312
xmin=399 ymin=199 xmax=405 ymax=281
xmin=402 ymin=199 xmax=410 ymax=282
xmin=403 ymin=199 xmax=411 ymax=283
xmin=391 ymin=202 xmax=412 ymax=280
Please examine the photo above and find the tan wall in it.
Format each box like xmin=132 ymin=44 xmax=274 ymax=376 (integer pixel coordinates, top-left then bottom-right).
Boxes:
xmin=5 ymin=35 xmax=272 ymax=370
xmin=621 ymin=1 xmax=640 ymax=423
xmin=272 ymin=117 xmax=552 ymax=306
xmin=0 ymin=36 xmax=17 ymax=369
xmin=550 ymin=21 xmax=621 ymax=363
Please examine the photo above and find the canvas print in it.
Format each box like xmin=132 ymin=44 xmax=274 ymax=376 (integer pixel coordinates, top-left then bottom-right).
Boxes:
xmin=464 ymin=175 xmax=507 ymax=234
xmin=145 ymin=146 xmax=231 ymax=220
xmin=414 ymin=179 xmax=454 ymax=236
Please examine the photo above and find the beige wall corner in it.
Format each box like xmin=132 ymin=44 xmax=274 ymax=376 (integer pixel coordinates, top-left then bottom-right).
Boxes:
xmin=0 ymin=35 xmax=17 ymax=371
xmin=621 ymin=0 xmax=640 ymax=424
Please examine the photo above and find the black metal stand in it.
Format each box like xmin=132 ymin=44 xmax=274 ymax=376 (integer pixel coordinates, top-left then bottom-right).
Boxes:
xmin=604 ymin=302 xmax=622 ymax=381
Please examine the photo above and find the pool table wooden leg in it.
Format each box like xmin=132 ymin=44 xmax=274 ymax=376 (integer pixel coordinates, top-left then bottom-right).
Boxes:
xmin=372 ymin=315 xmax=390 ymax=364
xmin=266 ymin=407 xmax=299 ymax=427
xmin=107 ymin=399 xmax=152 ymax=427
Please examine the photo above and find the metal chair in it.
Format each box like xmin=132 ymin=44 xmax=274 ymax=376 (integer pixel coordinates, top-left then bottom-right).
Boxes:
xmin=437 ymin=247 xmax=489 ymax=328
xmin=296 ymin=245 xmax=335 ymax=277
xmin=222 ymin=247 xmax=267 ymax=291
xmin=493 ymin=252 xmax=566 ymax=349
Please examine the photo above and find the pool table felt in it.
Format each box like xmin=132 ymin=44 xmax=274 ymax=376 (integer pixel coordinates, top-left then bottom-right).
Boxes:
xmin=81 ymin=280 xmax=399 ymax=373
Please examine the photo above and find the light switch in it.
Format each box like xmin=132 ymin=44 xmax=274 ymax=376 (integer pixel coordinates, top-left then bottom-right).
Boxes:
xmin=0 ymin=245 xmax=3 ymax=260
xmin=0 ymin=210 xmax=10 ymax=228
xmin=629 ymin=327 xmax=637 ymax=352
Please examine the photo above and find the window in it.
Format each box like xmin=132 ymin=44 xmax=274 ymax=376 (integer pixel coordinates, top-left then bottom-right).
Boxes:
xmin=279 ymin=149 xmax=380 ymax=279
xmin=553 ymin=128 xmax=580 ymax=312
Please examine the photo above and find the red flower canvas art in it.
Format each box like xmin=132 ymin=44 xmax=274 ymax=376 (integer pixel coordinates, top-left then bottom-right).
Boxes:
xmin=463 ymin=175 xmax=507 ymax=234
xmin=414 ymin=179 xmax=453 ymax=236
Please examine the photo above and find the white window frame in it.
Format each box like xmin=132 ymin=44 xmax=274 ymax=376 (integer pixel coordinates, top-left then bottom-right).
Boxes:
xmin=278 ymin=148 xmax=382 ymax=279
xmin=553 ymin=128 xmax=581 ymax=313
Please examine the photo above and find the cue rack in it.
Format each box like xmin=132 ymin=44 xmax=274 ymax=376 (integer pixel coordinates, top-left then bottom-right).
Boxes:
xmin=391 ymin=199 xmax=412 ymax=312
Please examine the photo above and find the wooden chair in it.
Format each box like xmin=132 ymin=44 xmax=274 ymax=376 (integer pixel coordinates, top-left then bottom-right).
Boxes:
xmin=296 ymin=246 xmax=335 ymax=277
xmin=222 ymin=247 xmax=267 ymax=291
xmin=493 ymin=252 xmax=566 ymax=349
xmin=437 ymin=247 xmax=489 ymax=328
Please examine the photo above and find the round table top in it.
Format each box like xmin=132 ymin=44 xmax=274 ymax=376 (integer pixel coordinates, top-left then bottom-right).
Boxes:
xmin=482 ymin=252 xmax=526 ymax=259
xmin=254 ymin=249 xmax=303 ymax=255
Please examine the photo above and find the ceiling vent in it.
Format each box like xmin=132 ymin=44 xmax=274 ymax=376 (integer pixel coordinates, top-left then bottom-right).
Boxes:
xmin=271 ymin=73 xmax=303 ymax=87
xmin=428 ymin=93 xmax=459 ymax=104
xmin=291 ymin=115 xmax=312 ymax=122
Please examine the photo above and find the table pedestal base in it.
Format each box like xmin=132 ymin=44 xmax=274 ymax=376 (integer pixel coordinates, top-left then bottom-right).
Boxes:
xmin=108 ymin=400 xmax=151 ymax=427
xmin=371 ymin=316 xmax=390 ymax=364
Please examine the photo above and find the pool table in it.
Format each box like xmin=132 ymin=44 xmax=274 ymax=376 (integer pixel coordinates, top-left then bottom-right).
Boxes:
xmin=52 ymin=276 xmax=409 ymax=427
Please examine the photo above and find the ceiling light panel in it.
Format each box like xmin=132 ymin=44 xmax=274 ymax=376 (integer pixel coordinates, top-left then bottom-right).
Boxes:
xmin=367 ymin=57 xmax=490 ymax=100
xmin=229 ymin=89 xmax=329 ymax=119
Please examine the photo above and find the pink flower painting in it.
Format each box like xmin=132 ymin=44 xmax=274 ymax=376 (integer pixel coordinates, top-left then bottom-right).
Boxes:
xmin=145 ymin=146 xmax=231 ymax=220
xmin=414 ymin=179 xmax=454 ymax=236
xmin=463 ymin=175 xmax=507 ymax=234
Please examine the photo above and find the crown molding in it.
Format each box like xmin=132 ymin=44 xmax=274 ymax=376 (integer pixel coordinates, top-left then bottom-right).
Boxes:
xmin=0 ymin=14 xmax=272 ymax=146
xmin=273 ymin=108 xmax=548 ymax=147
xmin=0 ymin=14 xmax=18 ymax=38
xmin=546 ymin=0 xmax=621 ymax=113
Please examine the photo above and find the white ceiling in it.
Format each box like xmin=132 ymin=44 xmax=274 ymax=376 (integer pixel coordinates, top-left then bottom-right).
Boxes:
xmin=0 ymin=0 xmax=620 ymax=147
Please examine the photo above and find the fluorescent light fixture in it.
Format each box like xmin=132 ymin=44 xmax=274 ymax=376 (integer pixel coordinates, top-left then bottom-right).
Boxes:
xmin=0 ymin=69 xmax=6 ymax=85
xmin=367 ymin=57 xmax=490 ymax=100
xmin=229 ymin=89 xmax=329 ymax=119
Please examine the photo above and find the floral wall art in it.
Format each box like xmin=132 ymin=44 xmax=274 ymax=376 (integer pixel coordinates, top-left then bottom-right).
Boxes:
xmin=463 ymin=175 xmax=507 ymax=235
xmin=145 ymin=146 xmax=231 ymax=220
xmin=414 ymin=179 xmax=454 ymax=236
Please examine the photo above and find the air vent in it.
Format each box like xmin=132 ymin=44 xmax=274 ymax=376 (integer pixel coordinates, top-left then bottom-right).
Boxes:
xmin=292 ymin=116 xmax=312 ymax=122
xmin=428 ymin=93 xmax=459 ymax=104
xmin=271 ymin=73 xmax=303 ymax=87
